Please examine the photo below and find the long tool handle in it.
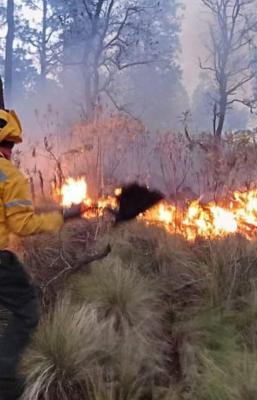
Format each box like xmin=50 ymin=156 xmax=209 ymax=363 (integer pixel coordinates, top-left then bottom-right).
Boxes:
xmin=0 ymin=76 xmax=5 ymax=109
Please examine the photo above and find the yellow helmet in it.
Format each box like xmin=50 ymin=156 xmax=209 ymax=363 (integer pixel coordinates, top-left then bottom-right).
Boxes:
xmin=0 ymin=109 xmax=22 ymax=144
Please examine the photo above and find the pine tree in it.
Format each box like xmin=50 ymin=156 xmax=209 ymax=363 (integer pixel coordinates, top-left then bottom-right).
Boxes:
xmin=18 ymin=0 xmax=62 ymax=85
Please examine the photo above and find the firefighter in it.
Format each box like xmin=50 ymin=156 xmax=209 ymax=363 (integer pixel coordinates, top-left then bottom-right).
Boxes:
xmin=0 ymin=109 xmax=83 ymax=400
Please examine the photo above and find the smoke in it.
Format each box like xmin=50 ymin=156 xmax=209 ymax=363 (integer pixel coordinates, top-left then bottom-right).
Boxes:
xmin=180 ymin=1 xmax=207 ymax=97
xmin=2 ymin=0 xmax=257 ymax=199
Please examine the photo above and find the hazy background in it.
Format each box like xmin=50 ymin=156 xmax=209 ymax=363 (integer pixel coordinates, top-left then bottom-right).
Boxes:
xmin=0 ymin=0 xmax=256 ymax=169
xmin=181 ymin=1 xmax=205 ymax=96
xmin=0 ymin=0 xmax=256 ymax=195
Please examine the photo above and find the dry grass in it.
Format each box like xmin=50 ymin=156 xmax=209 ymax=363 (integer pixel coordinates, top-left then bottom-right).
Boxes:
xmin=69 ymin=256 xmax=162 ymax=336
xmin=107 ymin=221 xmax=197 ymax=275
xmin=194 ymin=235 xmax=257 ymax=308
xmin=20 ymin=298 xmax=166 ymax=400
xmin=20 ymin=301 xmax=115 ymax=400
xmin=14 ymin=219 xmax=257 ymax=400
xmin=18 ymin=218 xmax=107 ymax=307
xmin=195 ymin=344 xmax=257 ymax=400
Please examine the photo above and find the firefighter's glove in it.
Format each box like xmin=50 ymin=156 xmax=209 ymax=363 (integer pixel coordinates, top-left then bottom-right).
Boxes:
xmin=62 ymin=203 xmax=84 ymax=221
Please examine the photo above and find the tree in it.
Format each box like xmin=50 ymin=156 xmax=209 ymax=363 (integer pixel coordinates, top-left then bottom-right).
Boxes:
xmin=55 ymin=0 xmax=172 ymax=121
xmin=12 ymin=47 xmax=38 ymax=94
xmin=191 ymin=80 xmax=249 ymax=132
xmin=115 ymin=0 xmax=186 ymax=131
xmin=191 ymin=74 xmax=216 ymax=132
xmin=200 ymin=0 xmax=257 ymax=139
xmin=4 ymin=0 xmax=14 ymax=105
xmin=18 ymin=0 xmax=62 ymax=84
xmin=0 ymin=1 xmax=40 ymax=103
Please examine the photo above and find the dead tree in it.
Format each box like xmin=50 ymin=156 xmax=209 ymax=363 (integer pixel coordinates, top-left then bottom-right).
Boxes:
xmin=200 ymin=0 xmax=257 ymax=139
xmin=62 ymin=0 xmax=159 ymax=121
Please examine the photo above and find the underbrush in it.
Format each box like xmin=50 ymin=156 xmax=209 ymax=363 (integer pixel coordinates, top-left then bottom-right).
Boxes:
xmin=16 ymin=220 xmax=257 ymax=399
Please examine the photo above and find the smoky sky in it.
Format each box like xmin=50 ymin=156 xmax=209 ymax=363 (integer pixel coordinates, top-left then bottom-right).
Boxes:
xmin=181 ymin=0 xmax=206 ymax=96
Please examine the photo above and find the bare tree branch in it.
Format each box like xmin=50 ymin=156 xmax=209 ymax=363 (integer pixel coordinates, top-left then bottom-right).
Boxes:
xmin=200 ymin=0 xmax=257 ymax=138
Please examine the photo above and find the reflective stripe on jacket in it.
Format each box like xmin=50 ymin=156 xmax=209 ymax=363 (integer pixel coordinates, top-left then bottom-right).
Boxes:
xmin=0 ymin=157 xmax=64 ymax=249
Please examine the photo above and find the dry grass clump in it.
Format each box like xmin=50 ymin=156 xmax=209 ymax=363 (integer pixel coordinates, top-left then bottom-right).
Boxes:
xmin=20 ymin=297 xmax=166 ymax=400
xmin=106 ymin=222 xmax=206 ymax=316
xmin=22 ymin=219 xmax=101 ymax=280
xmin=193 ymin=319 xmax=257 ymax=400
xmin=20 ymin=300 xmax=114 ymax=400
xmin=85 ymin=330 xmax=167 ymax=400
xmin=108 ymin=221 xmax=197 ymax=275
xmin=19 ymin=219 xmax=106 ymax=307
xmin=69 ymin=256 xmax=163 ymax=337
xmin=194 ymin=235 xmax=257 ymax=308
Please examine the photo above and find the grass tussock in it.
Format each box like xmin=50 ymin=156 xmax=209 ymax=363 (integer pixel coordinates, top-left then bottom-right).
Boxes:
xmin=15 ymin=219 xmax=257 ymax=400
xmin=69 ymin=256 xmax=162 ymax=335
xmin=20 ymin=298 xmax=166 ymax=400
xmin=194 ymin=235 xmax=257 ymax=308
xmin=107 ymin=221 xmax=197 ymax=275
xmin=20 ymin=301 xmax=114 ymax=400
xmin=195 ymin=349 xmax=257 ymax=400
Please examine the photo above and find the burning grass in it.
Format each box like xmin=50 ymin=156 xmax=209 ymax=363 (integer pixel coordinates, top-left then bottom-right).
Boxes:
xmin=50 ymin=174 xmax=257 ymax=245
xmin=16 ymin=120 xmax=257 ymax=399
xmin=13 ymin=218 xmax=257 ymax=399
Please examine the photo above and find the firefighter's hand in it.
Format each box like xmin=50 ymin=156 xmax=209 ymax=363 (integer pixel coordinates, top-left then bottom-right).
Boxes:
xmin=62 ymin=203 xmax=85 ymax=221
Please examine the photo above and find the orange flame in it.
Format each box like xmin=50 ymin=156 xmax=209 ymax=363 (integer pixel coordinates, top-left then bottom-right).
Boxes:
xmin=60 ymin=178 xmax=87 ymax=207
xmin=57 ymin=177 xmax=257 ymax=241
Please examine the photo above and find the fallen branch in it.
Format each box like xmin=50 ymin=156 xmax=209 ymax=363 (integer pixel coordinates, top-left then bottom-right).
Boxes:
xmin=42 ymin=244 xmax=112 ymax=290
xmin=74 ymin=244 xmax=112 ymax=271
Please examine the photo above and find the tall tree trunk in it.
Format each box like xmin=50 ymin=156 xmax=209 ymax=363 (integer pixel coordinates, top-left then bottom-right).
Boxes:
xmin=215 ymin=77 xmax=227 ymax=139
xmin=40 ymin=0 xmax=47 ymax=83
xmin=4 ymin=0 xmax=14 ymax=107
xmin=84 ymin=69 xmax=95 ymax=121
xmin=215 ymin=98 xmax=226 ymax=139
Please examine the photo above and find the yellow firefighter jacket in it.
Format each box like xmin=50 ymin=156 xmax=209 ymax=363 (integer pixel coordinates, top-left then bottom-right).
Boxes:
xmin=0 ymin=156 xmax=64 ymax=249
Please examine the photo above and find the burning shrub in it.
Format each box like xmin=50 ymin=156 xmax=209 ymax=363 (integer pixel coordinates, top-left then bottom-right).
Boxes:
xmin=153 ymin=130 xmax=257 ymax=198
xmin=64 ymin=115 xmax=147 ymax=195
